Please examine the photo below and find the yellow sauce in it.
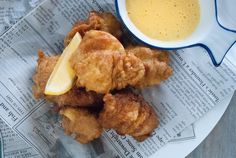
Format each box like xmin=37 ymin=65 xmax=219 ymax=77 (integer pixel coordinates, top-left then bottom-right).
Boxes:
xmin=126 ymin=0 xmax=200 ymax=41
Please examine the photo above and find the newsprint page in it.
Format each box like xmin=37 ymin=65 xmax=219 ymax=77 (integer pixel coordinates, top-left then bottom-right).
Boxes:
xmin=0 ymin=0 xmax=235 ymax=158
xmin=0 ymin=0 xmax=43 ymax=157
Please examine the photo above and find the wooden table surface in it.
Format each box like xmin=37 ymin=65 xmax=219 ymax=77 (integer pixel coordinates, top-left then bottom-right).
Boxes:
xmin=186 ymin=93 xmax=236 ymax=158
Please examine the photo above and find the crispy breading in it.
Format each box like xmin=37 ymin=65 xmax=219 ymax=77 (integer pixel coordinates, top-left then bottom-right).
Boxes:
xmin=98 ymin=92 xmax=159 ymax=141
xmin=32 ymin=51 xmax=103 ymax=107
xmin=32 ymin=51 xmax=59 ymax=99
xmin=126 ymin=46 xmax=170 ymax=63
xmin=112 ymin=53 xmax=145 ymax=90
xmin=64 ymin=11 xmax=122 ymax=46
xmin=46 ymin=87 xmax=103 ymax=108
xmin=70 ymin=30 xmax=145 ymax=93
xmin=60 ymin=107 xmax=102 ymax=144
xmin=126 ymin=46 xmax=173 ymax=88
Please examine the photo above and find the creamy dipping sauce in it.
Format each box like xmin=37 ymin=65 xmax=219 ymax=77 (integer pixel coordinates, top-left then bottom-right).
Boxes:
xmin=126 ymin=0 xmax=200 ymax=41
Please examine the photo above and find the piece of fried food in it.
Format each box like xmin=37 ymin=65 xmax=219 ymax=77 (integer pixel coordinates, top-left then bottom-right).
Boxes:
xmin=47 ymin=87 xmax=103 ymax=108
xmin=32 ymin=51 xmax=59 ymax=99
xmin=98 ymin=92 xmax=159 ymax=141
xmin=70 ymin=30 xmax=145 ymax=94
xmin=64 ymin=11 xmax=122 ymax=46
xmin=32 ymin=51 xmax=102 ymax=107
xmin=126 ymin=46 xmax=173 ymax=88
xmin=60 ymin=107 xmax=102 ymax=144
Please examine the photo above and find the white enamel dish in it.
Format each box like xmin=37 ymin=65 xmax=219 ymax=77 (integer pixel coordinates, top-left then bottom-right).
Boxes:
xmin=115 ymin=0 xmax=236 ymax=66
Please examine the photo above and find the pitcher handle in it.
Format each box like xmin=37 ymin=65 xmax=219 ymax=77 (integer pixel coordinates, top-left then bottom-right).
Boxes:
xmin=199 ymin=24 xmax=236 ymax=66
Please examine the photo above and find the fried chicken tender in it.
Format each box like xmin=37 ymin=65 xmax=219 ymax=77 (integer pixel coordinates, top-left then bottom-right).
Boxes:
xmin=60 ymin=107 xmax=102 ymax=144
xmin=98 ymin=92 xmax=159 ymax=141
xmin=64 ymin=11 xmax=122 ymax=46
xmin=32 ymin=51 xmax=102 ymax=107
xmin=71 ymin=30 xmax=145 ymax=94
xmin=126 ymin=46 xmax=173 ymax=88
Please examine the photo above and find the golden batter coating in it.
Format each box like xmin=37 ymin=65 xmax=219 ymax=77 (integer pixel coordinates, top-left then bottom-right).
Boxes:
xmin=60 ymin=107 xmax=102 ymax=144
xmin=32 ymin=51 xmax=102 ymax=107
xmin=126 ymin=46 xmax=173 ymax=88
xmin=98 ymin=92 xmax=159 ymax=141
xmin=64 ymin=11 xmax=122 ymax=46
xmin=70 ymin=30 xmax=145 ymax=94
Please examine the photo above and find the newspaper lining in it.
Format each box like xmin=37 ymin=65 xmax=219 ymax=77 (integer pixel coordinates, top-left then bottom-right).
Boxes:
xmin=0 ymin=119 xmax=41 ymax=158
xmin=0 ymin=0 xmax=43 ymax=157
xmin=0 ymin=0 xmax=235 ymax=158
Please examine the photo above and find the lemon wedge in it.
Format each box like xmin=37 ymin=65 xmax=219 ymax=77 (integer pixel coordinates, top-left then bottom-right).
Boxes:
xmin=44 ymin=32 xmax=82 ymax=95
